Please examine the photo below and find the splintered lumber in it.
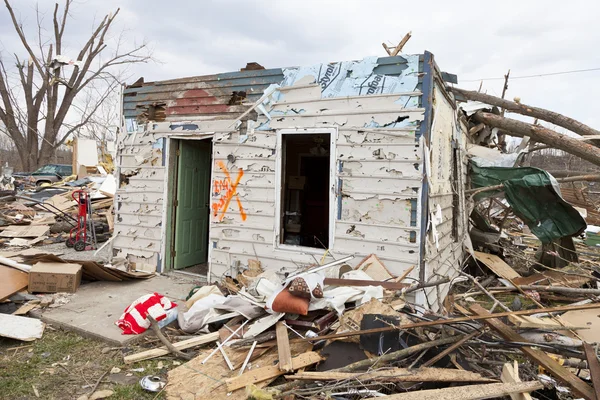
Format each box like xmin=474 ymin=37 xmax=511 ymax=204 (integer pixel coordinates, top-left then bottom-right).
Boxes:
xmin=226 ymin=351 xmax=322 ymax=392
xmin=323 ymin=278 xmax=409 ymax=290
xmin=364 ymin=381 xmax=543 ymax=400
xmin=501 ymin=361 xmax=532 ymax=400
xmin=290 ymin=302 xmax=600 ymax=343
xmin=286 ymin=368 xmax=496 ymax=383
xmin=337 ymin=336 xmax=461 ymax=372
xmin=275 ymin=322 xmax=293 ymax=372
xmin=583 ymin=342 xmax=600 ymax=400
xmin=470 ymin=304 xmax=596 ymax=400
xmin=473 ymin=251 xmax=521 ymax=280
xmin=422 ymin=329 xmax=481 ymax=367
xmin=166 ymin=347 xmax=280 ymax=400
xmin=123 ymin=331 xmax=219 ymax=363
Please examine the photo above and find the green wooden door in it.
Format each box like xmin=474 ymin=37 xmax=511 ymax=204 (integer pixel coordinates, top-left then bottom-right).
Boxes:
xmin=174 ymin=140 xmax=211 ymax=269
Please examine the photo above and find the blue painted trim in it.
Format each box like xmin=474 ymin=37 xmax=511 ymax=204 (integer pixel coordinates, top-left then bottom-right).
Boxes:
xmin=417 ymin=51 xmax=434 ymax=283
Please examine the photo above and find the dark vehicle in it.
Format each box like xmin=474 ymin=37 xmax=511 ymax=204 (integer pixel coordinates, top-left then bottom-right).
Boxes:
xmin=13 ymin=164 xmax=73 ymax=186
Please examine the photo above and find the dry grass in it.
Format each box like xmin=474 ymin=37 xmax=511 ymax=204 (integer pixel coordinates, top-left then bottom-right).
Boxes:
xmin=0 ymin=328 xmax=167 ymax=400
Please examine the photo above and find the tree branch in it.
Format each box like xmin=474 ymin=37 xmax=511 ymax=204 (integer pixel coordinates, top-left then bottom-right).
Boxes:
xmin=472 ymin=112 xmax=600 ymax=167
xmin=450 ymin=87 xmax=600 ymax=138
xmin=3 ymin=0 xmax=46 ymax=76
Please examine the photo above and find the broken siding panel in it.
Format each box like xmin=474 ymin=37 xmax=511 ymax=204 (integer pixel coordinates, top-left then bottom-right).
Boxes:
xmin=112 ymin=121 xmax=168 ymax=269
xmin=211 ymin=57 xmax=425 ymax=277
xmin=421 ymin=82 xmax=467 ymax=310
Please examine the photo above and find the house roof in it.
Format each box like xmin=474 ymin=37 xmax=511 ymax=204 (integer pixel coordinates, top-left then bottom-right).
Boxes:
xmin=122 ymin=55 xmax=426 ymax=122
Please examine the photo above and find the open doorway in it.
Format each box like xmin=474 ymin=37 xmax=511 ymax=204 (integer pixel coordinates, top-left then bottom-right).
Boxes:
xmin=170 ymin=139 xmax=212 ymax=274
xmin=279 ymin=132 xmax=332 ymax=249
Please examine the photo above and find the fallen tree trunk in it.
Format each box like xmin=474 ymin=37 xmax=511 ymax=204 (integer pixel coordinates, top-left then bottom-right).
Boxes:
xmin=450 ymin=87 xmax=600 ymax=138
xmin=473 ymin=112 xmax=600 ymax=167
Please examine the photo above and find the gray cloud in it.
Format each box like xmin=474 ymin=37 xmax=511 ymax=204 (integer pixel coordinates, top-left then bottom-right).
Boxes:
xmin=1 ymin=0 xmax=599 ymax=127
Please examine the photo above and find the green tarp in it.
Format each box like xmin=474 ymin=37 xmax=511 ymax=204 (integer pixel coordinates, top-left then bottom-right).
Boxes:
xmin=470 ymin=164 xmax=587 ymax=243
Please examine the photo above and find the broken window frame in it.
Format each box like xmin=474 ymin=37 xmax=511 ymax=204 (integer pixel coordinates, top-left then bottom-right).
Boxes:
xmin=274 ymin=128 xmax=337 ymax=253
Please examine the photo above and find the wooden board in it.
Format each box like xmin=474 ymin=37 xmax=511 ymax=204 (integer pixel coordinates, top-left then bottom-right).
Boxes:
xmin=0 ymin=225 xmax=49 ymax=238
xmin=363 ymin=381 xmax=543 ymax=400
xmin=512 ymin=270 xmax=591 ymax=288
xmin=0 ymin=265 xmax=29 ymax=300
xmin=124 ymin=332 xmax=219 ymax=363
xmin=226 ymin=351 xmax=322 ymax=392
xmin=501 ymin=361 xmax=532 ymax=400
xmin=508 ymin=315 xmax=575 ymax=330
xmin=275 ymin=322 xmax=292 ymax=372
xmin=166 ymin=342 xmax=311 ymax=399
xmin=166 ymin=349 xmax=276 ymax=400
xmin=0 ymin=314 xmax=45 ymax=341
xmin=474 ymin=251 xmax=521 ymax=281
xmin=560 ymin=309 xmax=600 ymax=343
xmin=323 ymin=278 xmax=409 ymax=290
xmin=13 ymin=302 xmax=39 ymax=316
xmin=356 ymin=254 xmax=394 ymax=281
xmin=287 ymin=368 xmax=495 ymax=383
xmin=583 ymin=342 xmax=600 ymax=400
xmin=470 ymin=304 xmax=596 ymax=400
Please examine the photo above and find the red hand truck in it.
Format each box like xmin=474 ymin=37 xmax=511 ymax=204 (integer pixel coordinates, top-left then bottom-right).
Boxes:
xmin=66 ymin=189 xmax=97 ymax=251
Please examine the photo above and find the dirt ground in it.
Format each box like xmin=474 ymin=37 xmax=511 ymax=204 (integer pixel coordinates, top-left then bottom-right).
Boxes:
xmin=0 ymin=327 xmax=169 ymax=400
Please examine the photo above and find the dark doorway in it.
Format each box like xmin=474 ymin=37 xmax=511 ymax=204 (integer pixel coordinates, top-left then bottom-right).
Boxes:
xmin=280 ymin=133 xmax=331 ymax=249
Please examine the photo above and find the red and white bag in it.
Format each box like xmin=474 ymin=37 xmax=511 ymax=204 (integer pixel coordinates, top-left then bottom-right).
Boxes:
xmin=116 ymin=292 xmax=177 ymax=335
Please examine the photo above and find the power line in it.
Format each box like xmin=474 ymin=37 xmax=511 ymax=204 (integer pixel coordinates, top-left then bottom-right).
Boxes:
xmin=461 ymin=67 xmax=600 ymax=82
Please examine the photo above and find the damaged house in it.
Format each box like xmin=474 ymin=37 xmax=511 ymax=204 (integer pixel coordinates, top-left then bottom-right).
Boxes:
xmin=113 ymin=52 xmax=468 ymax=309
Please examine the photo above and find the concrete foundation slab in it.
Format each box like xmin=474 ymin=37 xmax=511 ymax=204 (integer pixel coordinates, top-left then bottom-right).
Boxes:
xmin=34 ymin=274 xmax=198 ymax=345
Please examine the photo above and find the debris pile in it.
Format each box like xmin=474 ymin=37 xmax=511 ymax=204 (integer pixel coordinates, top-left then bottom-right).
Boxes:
xmin=109 ymin=242 xmax=600 ymax=400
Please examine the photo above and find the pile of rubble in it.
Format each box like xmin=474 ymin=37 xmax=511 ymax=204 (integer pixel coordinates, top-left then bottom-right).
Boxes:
xmin=108 ymin=243 xmax=600 ymax=400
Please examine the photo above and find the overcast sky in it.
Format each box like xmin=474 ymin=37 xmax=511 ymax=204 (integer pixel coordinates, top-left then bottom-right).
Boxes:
xmin=1 ymin=0 xmax=599 ymax=129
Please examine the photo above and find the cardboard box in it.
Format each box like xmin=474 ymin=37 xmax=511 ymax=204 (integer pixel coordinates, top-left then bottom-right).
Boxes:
xmin=29 ymin=262 xmax=82 ymax=293
xmin=288 ymin=176 xmax=306 ymax=190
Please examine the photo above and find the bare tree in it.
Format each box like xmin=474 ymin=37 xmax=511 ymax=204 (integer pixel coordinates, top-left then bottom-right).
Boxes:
xmin=0 ymin=0 xmax=150 ymax=171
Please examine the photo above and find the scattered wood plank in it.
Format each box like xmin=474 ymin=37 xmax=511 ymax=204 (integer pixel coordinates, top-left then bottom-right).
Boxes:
xmin=289 ymin=302 xmax=600 ymax=343
xmin=583 ymin=342 xmax=600 ymax=400
xmin=0 ymin=265 xmax=29 ymax=300
xmin=323 ymin=278 xmax=409 ymax=290
xmin=0 ymin=224 xmax=49 ymax=238
xmin=166 ymin=347 xmax=276 ymax=400
xmin=422 ymin=329 xmax=481 ymax=367
xmin=123 ymin=331 xmax=219 ymax=363
xmin=470 ymin=304 xmax=596 ymax=400
xmin=276 ymin=322 xmax=293 ymax=372
xmin=356 ymin=254 xmax=394 ymax=281
xmin=560 ymin=309 xmax=600 ymax=343
xmin=286 ymin=368 xmax=496 ymax=383
xmin=363 ymin=381 xmax=543 ymax=400
xmin=474 ymin=251 xmax=521 ymax=280
xmin=226 ymin=351 xmax=322 ymax=392
xmin=501 ymin=361 xmax=532 ymax=400
xmin=12 ymin=302 xmax=39 ymax=316
xmin=0 ymin=313 xmax=45 ymax=341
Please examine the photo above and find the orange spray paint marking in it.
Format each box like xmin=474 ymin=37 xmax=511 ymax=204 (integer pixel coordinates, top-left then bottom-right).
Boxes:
xmin=212 ymin=161 xmax=247 ymax=221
